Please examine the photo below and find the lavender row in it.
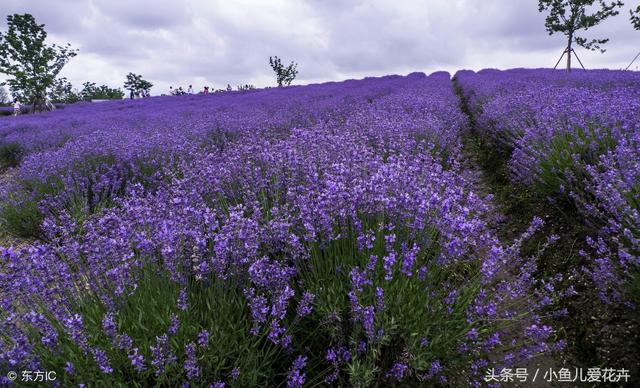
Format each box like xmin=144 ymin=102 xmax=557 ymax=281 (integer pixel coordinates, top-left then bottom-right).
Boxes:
xmin=455 ymin=69 xmax=640 ymax=306
xmin=0 ymin=73 xmax=561 ymax=386
xmin=1 ymin=75 xmax=432 ymax=238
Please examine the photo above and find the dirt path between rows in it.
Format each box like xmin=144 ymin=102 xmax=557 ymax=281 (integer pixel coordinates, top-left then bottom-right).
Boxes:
xmin=453 ymin=85 xmax=571 ymax=387
xmin=452 ymin=79 xmax=640 ymax=387
xmin=459 ymin=133 xmax=570 ymax=388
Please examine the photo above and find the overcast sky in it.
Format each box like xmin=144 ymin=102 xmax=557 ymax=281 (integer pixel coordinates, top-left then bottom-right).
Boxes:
xmin=1 ymin=0 xmax=639 ymax=94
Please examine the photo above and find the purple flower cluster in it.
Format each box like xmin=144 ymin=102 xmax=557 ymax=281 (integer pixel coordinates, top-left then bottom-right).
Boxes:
xmin=286 ymin=355 xmax=307 ymax=388
xmin=0 ymin=72 xmax=560 ymax=384
xmin=456 ymin=69 xmax=640 ymax=306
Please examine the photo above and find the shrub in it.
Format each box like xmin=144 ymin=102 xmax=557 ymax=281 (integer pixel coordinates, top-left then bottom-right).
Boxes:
xmin=0 ymin=142 xmax=25 ymax=169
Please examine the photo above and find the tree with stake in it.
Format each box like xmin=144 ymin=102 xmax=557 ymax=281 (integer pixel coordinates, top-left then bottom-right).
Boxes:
xmin=538 ymin=0 xmax=624 ymax=71
xmin=0 ymin=14 xmax=77 ymax=112
xmin=628 ymin=5 xmax=640 ymax=70
xmin=269 ymin=56 xmax=298 ymax=87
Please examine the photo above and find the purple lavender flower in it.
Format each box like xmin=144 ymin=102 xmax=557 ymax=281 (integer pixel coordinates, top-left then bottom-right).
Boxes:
xmin=296 ymin=291 xmax=315 ymax=317
xmin=168 ymin=314 xmax=180 ymax=335
xmin=382 ymin=252 xmax=397 ymax=281
xmin=184 ymin=343 xmax=201 ymax=380
xmin=128 ymin=347 xmax=145 ymax=372
xmin=101 ymin=313 xmax=118 ymax=343
xmin=177 ymin=288 xmax=188 ymax=311
xmin=117 ymin=333 xmax=133 ymax=351
xmin=92 ymin=348 xmax=113 ymax=374
xmin=375 ymin=287 xmax=385 ymax=311
xmin=150 ymin=334 xmax=176 ymax=377
xmin=63 ymin=314 xmax=89 ymax=353
xmin=362 ymin=306 xmax=376 ymax=339
xmin=197 ymin=329 xmax=209 ymax=348
xmin=387 ymin=362 xmax=409 ymax=381
xmin=231 ymin=367 xmax=240 ymax=380
xmin=401 ymin=244 xmax=419 ymax=277
xmin=64 ymin=361 xmax=75 ymax=375
xmin=287 ymin=355 xmax=307 ymax=388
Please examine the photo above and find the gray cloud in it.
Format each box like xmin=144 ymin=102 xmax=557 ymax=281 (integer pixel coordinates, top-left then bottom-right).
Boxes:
xmin=1 ymin=0 xmax=638 ymax=94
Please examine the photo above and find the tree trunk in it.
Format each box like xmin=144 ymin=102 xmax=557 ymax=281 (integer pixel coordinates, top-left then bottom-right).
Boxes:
xmin=566 ymin=35 xmax=573 ymax=72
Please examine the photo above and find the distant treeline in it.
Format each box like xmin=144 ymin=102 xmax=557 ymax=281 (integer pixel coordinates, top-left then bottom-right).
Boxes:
xmin=0 ymin=103 xmax=66 ymax=116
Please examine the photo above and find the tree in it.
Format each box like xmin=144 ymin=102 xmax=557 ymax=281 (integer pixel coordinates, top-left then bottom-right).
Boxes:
xmin=269 ymin=56 xmax=298 ymax=86
xmin=538 ymin=0 xmax=624 ymax=71
xmin=627 ymin=6 xmax=640 ymax=70
xmin=123 ymin=73 xmax=153 ymax=98
xmin=79 ymin=81 xmax=98 ymax=101
xmin=0 ymin=85 xmax=8 ymax=105
xmin=94 ymin=85 xmax=124 ymax=100
xmin=137 ymin=80 xmax=153 ymax=96
xmin=49 ymin=77 xmax=80 ymax=104
xmin=0 ymin=14 xmax=78 ymax=111
xmin=79 ymin=82 xmax=124 ymax=101
xmin=632 ymin=5 xmax=640 ymax=29
xmin=49 ymin=79 xmax=123 ymax=103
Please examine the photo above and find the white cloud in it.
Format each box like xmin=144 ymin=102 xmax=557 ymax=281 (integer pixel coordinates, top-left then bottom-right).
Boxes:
xmin=1 ymin=0 xmax=638 ymax=95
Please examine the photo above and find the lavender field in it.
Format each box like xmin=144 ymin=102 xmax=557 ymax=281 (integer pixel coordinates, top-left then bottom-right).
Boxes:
xmin=0 ymin=70 xmax=638 ymax=386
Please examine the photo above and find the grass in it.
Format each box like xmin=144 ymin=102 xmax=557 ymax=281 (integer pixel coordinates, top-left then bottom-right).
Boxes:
xmin=0 ymin=142 xmax=25 ymax=170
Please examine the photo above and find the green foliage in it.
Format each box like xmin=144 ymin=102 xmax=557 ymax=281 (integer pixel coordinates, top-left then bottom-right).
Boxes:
xmin=28 ymin=268 xmax=280 ymax=386
xmin=0 ymin=196 xmax=43 ymax=239
xmin=538 ymin=0 xmax=623 ymax=70
xmin=627 ymin=270 xmax=640 ymax=307
xmin=22 ymin=213 xmax=500 ymax=385
xmin=632 ymin=5 xmax=640 ymax=30
xmin=0 ymin=142 xmax=24 ymax=168
xmin=0 ymin=153 xmax=170 ymax=239
xmin=50 ymin=79 xmax=125 ymax=103
xmin=80 ymin=82 xmax=125 ymax=101
xmin=0 ymin=14 xmax=78 ymax=110
xmin=49 ymin=77 xmax=81 ymax=104
xmin=534 ymin=123 xmax=616 ymax=206
xmin=123 ymin=73 xmax=153 ymax=95
xmin=0 ymin=85 xmax=9 ymax=104
xmin=269 ymin=56 xmax=298 ymax=87
xmin=0 ymin=175 xmax=54 ymax=238
xmin=295 ymin=217 xmax=491 ymax=385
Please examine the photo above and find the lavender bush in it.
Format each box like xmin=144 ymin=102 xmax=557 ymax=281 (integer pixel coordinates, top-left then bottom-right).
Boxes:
xmin=455 ymin=68 xmax=640 ymax=307
xmin=0 ymin=73 xmax=561 ymax=386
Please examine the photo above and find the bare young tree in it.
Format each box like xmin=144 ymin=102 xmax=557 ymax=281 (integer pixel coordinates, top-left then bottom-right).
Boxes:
xmin=628 ymin=5 xmax=640 ymax=69
xmin=538 ymin=0 xmax=624 ymax=71
xmin=269 ymin=56 xmax=298 ymax=87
